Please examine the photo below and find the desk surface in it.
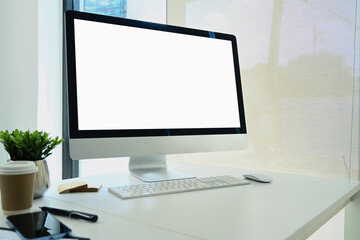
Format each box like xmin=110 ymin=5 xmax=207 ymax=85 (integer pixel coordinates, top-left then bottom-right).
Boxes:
xmin=1 ymin=162 xmax=360 ymax=240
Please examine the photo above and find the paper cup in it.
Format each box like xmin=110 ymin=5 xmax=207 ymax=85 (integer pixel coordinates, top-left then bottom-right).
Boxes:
xmin=0 ymin=161 xmax=38 ymax=214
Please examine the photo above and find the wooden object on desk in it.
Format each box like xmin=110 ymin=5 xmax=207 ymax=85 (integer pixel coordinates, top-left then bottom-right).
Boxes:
xmin=58 ymin=181 xmax=102 ymax=193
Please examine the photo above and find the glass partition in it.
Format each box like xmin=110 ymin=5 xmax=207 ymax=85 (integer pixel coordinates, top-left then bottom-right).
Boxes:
xmin=167 ymin=0 xmax=359 ymax=181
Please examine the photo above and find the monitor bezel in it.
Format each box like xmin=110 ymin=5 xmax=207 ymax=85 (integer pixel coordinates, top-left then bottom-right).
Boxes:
xmin=65 ymin=10 xmax=246 ymax=139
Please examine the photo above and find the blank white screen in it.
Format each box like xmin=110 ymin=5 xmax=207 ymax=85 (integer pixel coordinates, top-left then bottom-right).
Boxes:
xmin=74 ymin=19 xmax=241 ymax=130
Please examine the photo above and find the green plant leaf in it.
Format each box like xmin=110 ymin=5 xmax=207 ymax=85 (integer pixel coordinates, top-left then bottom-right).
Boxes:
xmin=0 ymin=129 xmax=64 ymax=160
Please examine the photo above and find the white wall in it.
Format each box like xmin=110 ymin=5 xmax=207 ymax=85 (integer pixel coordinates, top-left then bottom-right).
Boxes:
xmin=0 ymin=0 xmax=62 ymax=181
xmin=0 ymin=0 xmax=39 ymax=163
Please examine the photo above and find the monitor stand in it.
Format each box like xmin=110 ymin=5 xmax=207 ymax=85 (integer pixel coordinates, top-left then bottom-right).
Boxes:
xmin=129 ymin=155 xmax=195 ymax=182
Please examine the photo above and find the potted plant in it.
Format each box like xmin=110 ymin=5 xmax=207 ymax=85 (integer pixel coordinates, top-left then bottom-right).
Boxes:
xmin=0 ymin=129 xmax=64 ymax=198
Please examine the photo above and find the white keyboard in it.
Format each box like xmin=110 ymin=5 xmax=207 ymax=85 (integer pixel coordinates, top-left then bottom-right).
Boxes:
xmin=108 ymin=175 xmax=250 ymax=199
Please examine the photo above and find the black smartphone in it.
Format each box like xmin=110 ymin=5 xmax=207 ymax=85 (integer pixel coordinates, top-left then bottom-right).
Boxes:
xmin=6 ymin=211 xmax=72 ymax=240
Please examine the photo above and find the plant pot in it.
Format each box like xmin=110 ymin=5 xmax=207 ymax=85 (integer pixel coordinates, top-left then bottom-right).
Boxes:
xmin=33 ymin=160 xmax=50 ymax=199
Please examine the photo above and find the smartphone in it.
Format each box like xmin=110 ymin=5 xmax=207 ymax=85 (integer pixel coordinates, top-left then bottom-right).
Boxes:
xmin=6 ymin=211 xmax=72 ymax=240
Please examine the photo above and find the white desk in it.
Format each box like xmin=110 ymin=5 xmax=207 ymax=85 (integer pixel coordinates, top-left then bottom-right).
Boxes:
xmin=1 ymin=162 xmax=360 ymax=240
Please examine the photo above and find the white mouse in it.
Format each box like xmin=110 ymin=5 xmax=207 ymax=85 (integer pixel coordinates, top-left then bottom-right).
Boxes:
xmin=243 ymin=173 xmax=273 ymax=183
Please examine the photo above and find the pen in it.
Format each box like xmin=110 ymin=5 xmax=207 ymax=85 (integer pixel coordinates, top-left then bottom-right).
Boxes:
xmin=40 ymin=206 xmax=98 ymax=223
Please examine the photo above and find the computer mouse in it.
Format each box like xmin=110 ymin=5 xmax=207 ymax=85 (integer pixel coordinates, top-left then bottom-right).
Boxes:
xmin=243 ymin=173 xmax=273 ymax=183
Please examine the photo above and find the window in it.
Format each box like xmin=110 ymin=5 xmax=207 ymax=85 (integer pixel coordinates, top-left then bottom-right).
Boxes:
xmin=74 ymin=0 xmax=127 ymax=17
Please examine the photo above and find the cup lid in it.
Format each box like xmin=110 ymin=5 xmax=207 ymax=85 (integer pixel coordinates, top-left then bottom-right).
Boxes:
xmin=0 ymin=161 xmax=38 ymax=175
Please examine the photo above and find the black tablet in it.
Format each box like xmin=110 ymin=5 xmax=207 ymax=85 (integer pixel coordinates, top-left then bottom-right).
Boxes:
xmin=6 ymin=211 xmax=72 ymax=240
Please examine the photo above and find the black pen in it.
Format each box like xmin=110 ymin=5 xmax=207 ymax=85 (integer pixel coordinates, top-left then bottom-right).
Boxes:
xmin=40 ymin=206 xmax=98 ymax=223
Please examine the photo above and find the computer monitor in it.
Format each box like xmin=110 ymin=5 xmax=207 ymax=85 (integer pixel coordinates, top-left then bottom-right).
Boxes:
xmin=65 ymin=10 xmax=247 ymax=182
